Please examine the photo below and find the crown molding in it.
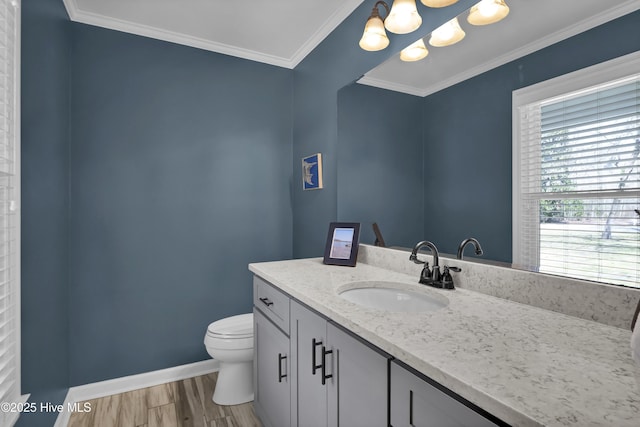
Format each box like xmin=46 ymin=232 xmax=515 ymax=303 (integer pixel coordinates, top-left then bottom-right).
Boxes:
xmin=357 ymin=76 xmax=425 ymax=97
xmin=362 ymin=1 xmax=640 ymax=98
xmin=63 ymin=0 xmax=363 ymax=69
xmin=289 ymin=0 xmax=363 ymax=68
xmin=63 ymin=0 xmax=293 ymax=68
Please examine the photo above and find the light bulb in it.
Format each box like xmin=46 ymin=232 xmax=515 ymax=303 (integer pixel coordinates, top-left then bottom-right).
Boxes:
xmin=467 ymin=0 xmax=509 ymax=26
xmin=421 ymin=0 xmax=459 ymax=7
xmin=359 ymin=14 xmax=390 ymax=51
xmin=437 ymin=23 xmax=454 ymax=40
xmin=477 ymin=0 xmax=499 ymax=17
xmin=385 ymin=0 xmax=422 ymax=34
xmin=429 ymin=17 xmax=465 ymax=47
xmin=400 ymin=39 xmax=429 ymax=62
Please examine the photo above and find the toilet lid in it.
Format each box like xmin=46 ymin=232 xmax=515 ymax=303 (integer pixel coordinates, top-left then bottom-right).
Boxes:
xmin=207 ymin=313 xmax=253 ymax=338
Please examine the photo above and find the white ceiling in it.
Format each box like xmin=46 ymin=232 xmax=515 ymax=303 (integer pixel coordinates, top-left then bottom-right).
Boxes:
xmin=63 ymin=0 xmax=640 ymax=95
xmin=62 ymin=0 xmax=364 ymax=68
xmin=359 ymin=0 xmax=640 ymax=96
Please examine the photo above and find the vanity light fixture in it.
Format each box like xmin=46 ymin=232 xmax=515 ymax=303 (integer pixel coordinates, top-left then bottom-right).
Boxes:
xmin=400 ymin=38 xmax=429 ymax=62
xmin=385 ymin=0 xmax=423 ymax=34
xmin=421 ymin=0 xmax=459 ymax=7
xmin=429 ymin=17 xmax=465 ymax=47
xmin=359 ymin=1 xmax=391 ymax=51
xmin=360 ymin=0 xmax=504 ymax=53
xmin=467 ymin=0 xmax=509 ymax=25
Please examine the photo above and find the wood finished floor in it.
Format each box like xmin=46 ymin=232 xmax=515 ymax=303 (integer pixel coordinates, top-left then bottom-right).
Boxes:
xmin=67 ymin=372 xmax=261 ymax=427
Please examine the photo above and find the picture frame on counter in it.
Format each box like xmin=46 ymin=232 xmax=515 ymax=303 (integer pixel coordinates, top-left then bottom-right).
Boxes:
xmin=323 ymin=222 xmax=360 ymax=267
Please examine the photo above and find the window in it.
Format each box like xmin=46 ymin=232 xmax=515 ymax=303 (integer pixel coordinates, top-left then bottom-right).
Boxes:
xmin=0 ymin=0 xmax=21 ymax=424
xmin=513 ymin=52 xmax=640 ymax=289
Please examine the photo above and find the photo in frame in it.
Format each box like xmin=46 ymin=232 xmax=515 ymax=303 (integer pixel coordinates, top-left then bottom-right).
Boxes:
xmin=323 ymin=222 xmax=361 ymax=267
xmin=302 ymin=153 xmax=323 ymax=190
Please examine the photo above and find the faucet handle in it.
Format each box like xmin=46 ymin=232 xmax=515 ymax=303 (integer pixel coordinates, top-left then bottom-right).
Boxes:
xmin=441 ymin=265 xmax=460 ymax=290
xmin=419 ymin=262 xmax=432 ymax=284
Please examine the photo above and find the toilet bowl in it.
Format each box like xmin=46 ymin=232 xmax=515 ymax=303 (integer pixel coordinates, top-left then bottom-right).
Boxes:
xmin=204 ymin=313 xmax=254 ymax=405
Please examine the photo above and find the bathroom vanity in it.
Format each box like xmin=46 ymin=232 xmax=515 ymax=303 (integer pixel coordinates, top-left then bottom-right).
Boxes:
xmin=250 ymin=245 xmax=640 ymax=427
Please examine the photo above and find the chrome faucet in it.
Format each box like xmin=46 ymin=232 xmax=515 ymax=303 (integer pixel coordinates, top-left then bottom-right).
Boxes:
xmin=457 ymin=237 xmax=484 ymax=260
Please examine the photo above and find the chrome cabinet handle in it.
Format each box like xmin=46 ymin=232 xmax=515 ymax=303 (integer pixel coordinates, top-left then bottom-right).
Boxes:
xmin=278 ymin=353 xmax=287 ymax=383
xmin=259 ymin=297 xmax=273 ymax=307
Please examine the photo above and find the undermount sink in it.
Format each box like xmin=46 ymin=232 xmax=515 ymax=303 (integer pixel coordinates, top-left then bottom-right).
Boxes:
xmin=338 ymin=281 xmax=448 ymax=313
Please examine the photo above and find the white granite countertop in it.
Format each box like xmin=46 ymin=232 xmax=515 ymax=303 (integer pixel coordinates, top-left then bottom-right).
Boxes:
xmin=249 ymin=258 xmax=640 ymax=427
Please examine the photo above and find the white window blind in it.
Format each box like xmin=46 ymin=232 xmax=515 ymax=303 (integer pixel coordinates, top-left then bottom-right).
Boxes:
xmin=0 ymin=0 xmax=20 ymax=425
xmin=514 ymin=53 xmax=640 ymax=289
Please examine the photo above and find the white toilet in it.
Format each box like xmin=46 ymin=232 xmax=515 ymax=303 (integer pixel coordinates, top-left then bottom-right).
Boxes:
xmin=204 ymin=313 xmax=254 ymax=405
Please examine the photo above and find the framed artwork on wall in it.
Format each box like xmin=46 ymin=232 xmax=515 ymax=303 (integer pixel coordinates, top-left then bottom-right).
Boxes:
xmin=302 ymin=153 xmax=323 ymax=190
xmin=323 ymin=222 xmax=361 ymax=267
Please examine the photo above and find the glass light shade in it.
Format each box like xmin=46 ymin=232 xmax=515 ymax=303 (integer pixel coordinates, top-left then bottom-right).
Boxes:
xmin=400 ymin=39 xmax=429 ymax=62
xmin=421 ymin=0 xmax=459 ymax=7
xmin=429 ymin=17 xmax=465 ymax=47
xmin=384 ymin=0 xmax=422 ymax=34
xmin=467 ymin=0 xmax=509 ymax=25
xmin=359 ymin=15 xmax=390 ymax=51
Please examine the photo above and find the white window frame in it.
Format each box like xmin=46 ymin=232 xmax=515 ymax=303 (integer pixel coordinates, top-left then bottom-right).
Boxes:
xmin=0 ymin=1 xmax=24 ymax=425
xmin=512 ymin=50 xmax=640 ymax=285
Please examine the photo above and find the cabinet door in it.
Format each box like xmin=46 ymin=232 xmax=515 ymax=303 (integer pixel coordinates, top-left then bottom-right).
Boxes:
xmin=327 ymin=323 xmax=388 ymax=427
xmin=291 ymin=301 xmax=329 ymax=427
xmin=390 ymin=362 xmax=498 ymax=427
xmin=254 ymin=309 xmax=291 ymax=427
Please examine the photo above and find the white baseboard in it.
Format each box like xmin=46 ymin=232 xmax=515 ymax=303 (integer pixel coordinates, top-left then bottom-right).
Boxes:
xmin=54 ymin=359 xmax=219 ymax=427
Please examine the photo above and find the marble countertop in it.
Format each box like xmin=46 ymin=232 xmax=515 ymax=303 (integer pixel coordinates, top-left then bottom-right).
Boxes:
xmin=249 ymin=258 xmax=640 ymax=427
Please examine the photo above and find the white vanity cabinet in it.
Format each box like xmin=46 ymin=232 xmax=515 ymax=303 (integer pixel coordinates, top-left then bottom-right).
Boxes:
xmin=290 ymin=300 xmax=388 ymax=427
xmin=253 ymin=277 xmax=291 ymax=427
xmin=390 ymin=361 xmax=499 ymax=427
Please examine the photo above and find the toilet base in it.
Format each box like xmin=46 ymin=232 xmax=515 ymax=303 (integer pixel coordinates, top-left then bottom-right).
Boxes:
xmin=212 ymin=361 xmax=254 ymax=406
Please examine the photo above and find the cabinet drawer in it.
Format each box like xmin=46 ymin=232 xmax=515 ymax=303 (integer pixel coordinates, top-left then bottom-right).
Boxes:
xmin=254 ymin=276 xmax=290 ymax=335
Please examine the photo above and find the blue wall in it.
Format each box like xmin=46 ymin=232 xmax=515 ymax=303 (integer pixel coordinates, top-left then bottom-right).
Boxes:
xmin=67 ymin=24 xmax=293 ymax=385
xmin=22 ymin=0 xmax=293 ymax=394
xmin=21 ymin=0 xmax=70 ymax=394
xmin=338 ymin=84 xmax=423 ymax=248
xmin=421 ymin=10 xmax=640 ymax=262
